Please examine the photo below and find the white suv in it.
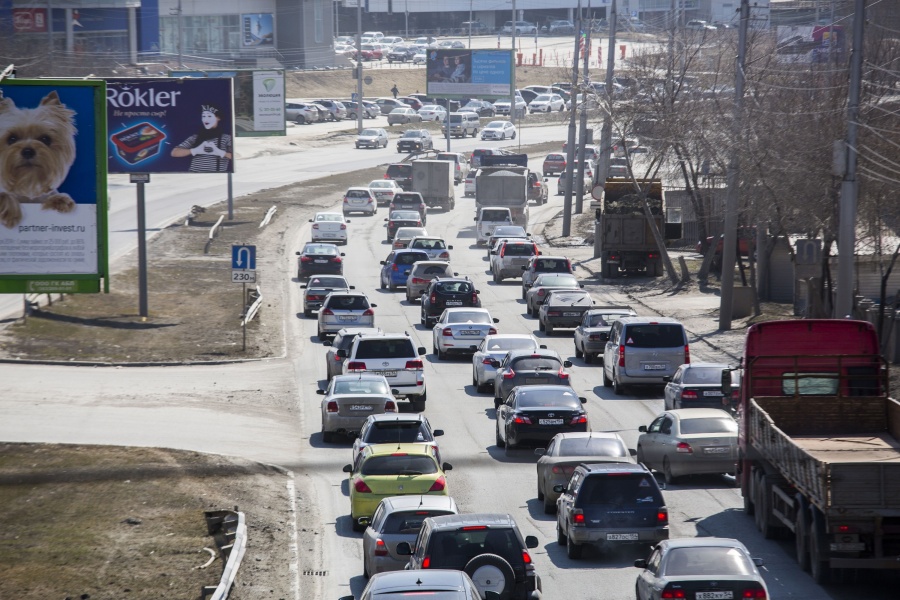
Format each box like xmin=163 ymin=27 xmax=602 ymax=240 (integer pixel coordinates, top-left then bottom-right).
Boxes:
xmin=339 ymin=332 xmax=428 ymax=411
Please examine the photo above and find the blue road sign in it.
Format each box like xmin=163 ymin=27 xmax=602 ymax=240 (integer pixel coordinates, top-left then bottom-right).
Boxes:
xmin=232 ymin=245 xmax=256 ymax=270
xmin=351 ymin=92 xmax=359 ymax=102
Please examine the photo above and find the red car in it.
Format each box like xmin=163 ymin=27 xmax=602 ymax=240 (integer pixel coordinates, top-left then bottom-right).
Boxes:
xmin=542 ymin=153 xmax=567 ymax=176
xmin=697 ymin=229 xmax=756 ymax=256
xmin=398 ymin=97 xmax=423 ymax=111
xmin=350 ymin=48 xmax=375 ymax=61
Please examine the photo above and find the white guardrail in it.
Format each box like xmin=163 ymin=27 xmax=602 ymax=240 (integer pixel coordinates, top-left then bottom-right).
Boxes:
xmin=242 ymin=286 xmax=263 ymax=326
xmin=201 ymin=510 xmax=247 ymax=600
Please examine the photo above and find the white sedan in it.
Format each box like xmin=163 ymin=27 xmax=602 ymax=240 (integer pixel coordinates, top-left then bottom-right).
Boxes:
xmin=368 ymin=179 xmax=403 ymax=205
xmin=432 ymin=308 xmax=499 ymax=361
xmin=310 ymin=212 xmax=349 ymax=244
xmin=480 ymin=121 xmax=517 ymax=140
xmin=471 ymin=334 xmax=544 ymax=393
xmin=418 ymin=105 xmax=447 ymax=122
xmin=529 ymin=94 xmax=566 ymax=113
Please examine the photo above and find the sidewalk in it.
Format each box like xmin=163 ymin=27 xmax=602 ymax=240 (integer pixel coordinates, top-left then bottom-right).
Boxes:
xmin=536 ymin=207 xmax=747 ymax=364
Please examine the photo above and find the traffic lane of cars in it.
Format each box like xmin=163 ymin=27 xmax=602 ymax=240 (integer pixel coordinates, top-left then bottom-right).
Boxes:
xmin=295 ymin=197 xmax=782 ymax=599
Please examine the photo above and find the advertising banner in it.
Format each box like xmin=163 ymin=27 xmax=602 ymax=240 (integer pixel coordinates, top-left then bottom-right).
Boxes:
xmin=106 ymin=78 xmax=235 ymax=173
xmin=169 ymin=69 xmax=285 ymax=137
xmin=13 ymin=8 xmax=47 ymax=33
xmin=776 ymin=25 xmax=846 ymax=64
xmin=0 ymin=80 xmax=108 ymax=293
xmin=426 ymin=49 xmax=513 ymax=99
xmin=241 ymin=13 xmax=274 ymax=47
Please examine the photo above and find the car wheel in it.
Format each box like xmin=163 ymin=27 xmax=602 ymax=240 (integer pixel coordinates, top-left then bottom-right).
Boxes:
xmin=322 ymin=430 xmax=336 ymax=443
xmin=501 ymin=132 xmax=507 ymax=140
xmin=584 ymin=352 xmax=593 ymax=364
xmin=613 ymin=372 xmax=625 ymax=395
xmin=636 ymin=445 xmax=646 ymax=465
xmin=574 ymin=344 xmax=583 ymax=359
xmin=511 ymin=131 xmax=516 ymax=139
xmin=355 ymin=143 xmax=360 ymax=149
xmin=566 ymin=530 xmax=583 ymax=559
xmin=521 ymin=288 xmax=526 ymax=300
xmin=472 ymin=369 xmax=479 ymax=388
xmin=303 ymin=309 xmax=312 ymax=318
xmin=388 ymin=281 xmax=396 ymax=291
xmin=545 ymin=323 xmax=554 ymax=335
xmin=379 ymin=275 xmax=386 ymax=290
xmin=602 ymin=366 xmax=612 ymax=387
xmin=543 ymin=493 xmax=556 ymax=514
xmin=495 ymin=420 xmax=505 ymax=447
xmin=295 ymin=116 xmax=306 ymax=124
xmin=663 ymin=458 xmax=678 ymax=485
xmin=464 ymin=554 xmax=515 ymax=600
xmin=556 ymin=520 xmax=567 ymax=545
xmin=437 ymin=346 xmax=447 ymax=361
xmin=493 ymin=272 xmax=501 ymax=284
xmin=530 ymin=304 xmax=539 ymax=318
xmin=351 ymin=518 xmax=366 ymax=533
xmin=538 ymin=319 xmax=545 ymax=332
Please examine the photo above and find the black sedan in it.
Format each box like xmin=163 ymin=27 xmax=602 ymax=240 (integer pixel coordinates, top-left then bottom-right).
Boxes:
xmin=387 ymin=46 xmax=416 ymax=63
xmin=420 ymin=277 xmax=481 ymax=327
xmin=538 ymin=289 xmax=595 ymax=335
xmin=492 ymin=348 xmax=572 ymax=408
xmin=396 ymin=129 xmax=433 ymax=153
xmin=301 ymin=275 xmax=353 ymax=317
xmin=460 ymin=100 xmax=495 ymax=117
xmin=495 ymin=385 xmax=588 ymax=453
xmin=296 ymin=243 xmax=345 ymax=279
xmin=635 ymin=537 xmax=768 ymax=600
xmin=385 ymin=210 xmax=424 ymax=242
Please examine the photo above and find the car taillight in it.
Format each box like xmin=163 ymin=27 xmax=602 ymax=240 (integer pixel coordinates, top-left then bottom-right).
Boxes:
xmin=618 ymin=345 xmax=625 ymax=367
xmin=322 ymin=308 xmax=335 ymax=316
xmin=557 ymin=368 xmax=569 ymax=380
xmin=657 ymin=508 xmax=668 ymax=525
xmin=661 ymin=587 xmax=686 ymax=599
xmin=537 ymin=289 xmax=546 ymax=297
xmin=572 ymin=510 xmax=585 ymax=525
xmin=383 ymin=174 xmax=390 ymax=179
xmin=482 ymin=357 xmax=494 ymax=365
xmin=332 ymin=257 xmax=342 ymax=263
xmin=411 ymin=277 xmax=427 ymax=284
xmin=742 ymin=587 xmax=767 ymax=598
xmin=385 ymin=400 xmax=397 ymax=412
xmin=681 ymin=390 xmax=698 ymax=400
xmin=503 ymin=369 xmax=516 ymax=379
xmin=388 ymin=221 xmax=395 ymax=227
xmin=312 ymin=223 xmax=319 ymax=229
xmin=588 ymin=334 xmax=601 ymax=341
xmin=569 ymin=414 xmax=587 ymax=425
xmin=472 ymin=292 xmax=479 ymax=304
xmin=684 ymin=344 xmax=690 ymax=364
xmin=301 ymin=256 xmax=312 ymax=263
xmin=499 ymin=246 xmax=506 ymax=258
xmin=439 ymin=252 xmax=450 ymax=259
xmin=354 ymin=479 xmax=372 ymax=493
xmin=362 ymin=308 xmax=374 ymax=316
xmin=307 ymin=294 xmax=321 ymax=301
xmin=343 ymin=197 xmax=349 ymax=203
xmin=347 ymin=361 xmax=366 ymax=371
xmin=428 ymin=476 xmax=446 ymax=492
xmin=367 ymin=197 xmax=374 ymax=204
xmin=552 ymin=465 xmax=576 ymax=475
xmin=488 ymin=327 xmax=497 ymax=335
xmin=326 ymin=401 xmax=338 ymax=413
xmin=406 ymin=360 xmax=423 ymax=369
xmin=392 ymin=264 xmax=399 ymax=271
xmin=374 ymin=538 xmax=389 ymax=556
xmin=676 ymin=442 xmax=693 ymax=453
xmin=422 ymin=556 xmax=431 ymax=569
xmin=442 ymin=327 xmax=453 ymax=337
xmin=340 ymin=224 xmax=347 ymax=230
xmin=522 ymin=550 xmax=532 ymax=564
xmin=547 ymin=310 xmax=561 ymax=317
xmin=513 ymin=414 xmax=531 ymax=424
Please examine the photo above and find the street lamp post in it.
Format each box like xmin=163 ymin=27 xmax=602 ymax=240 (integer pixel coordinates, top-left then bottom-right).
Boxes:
xmin=356 ymin=0 xmax=363 ymax=134
xmin=469 ymin=0 xmax=473 ymax=49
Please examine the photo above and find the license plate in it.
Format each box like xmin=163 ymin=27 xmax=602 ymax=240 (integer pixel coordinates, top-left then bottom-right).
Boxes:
xmin=643 ymin=364 xmax=667 ymax=370
xmin=696 ymin=592 xmax=733 ymax=600
xmin=525 ymin=378 xmax=548 ymax=385
xmin=460 ymin=330 xmax=480 ymax=336
xmin=349 ymin=405 xmax=373 ymax=411
xmin=563 ymin=312 xmax=580 ymax=317
xmin=703 ymin=446 xmax=730 ymax=454
xmin=376 ymin=370 xmax=398 ymax=377
xmin=446 ymin=300 xmax=463 ymax=306
xmin=314 ymin=259 xmax=328 ymax=264
xmin=338 ymin=316 xmax=357 ymax=321
xmin=704 ymin=391 xmax=724 ymax=396
xmin=606 ymin=533 xmax=639 ymax=541
xmin=539 ymin=419 xmax=564 ymax=425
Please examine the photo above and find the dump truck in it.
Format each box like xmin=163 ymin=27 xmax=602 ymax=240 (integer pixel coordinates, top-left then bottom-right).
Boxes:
xmin=411 ymin=159 xmax=455 ymax=211
xmin=591 ymin=178 xmax=665 ymax=278
xmin=733 ymin=319 xmax=900 ymax=584
xmin=475 ymin=154 xmax=530 ymax=227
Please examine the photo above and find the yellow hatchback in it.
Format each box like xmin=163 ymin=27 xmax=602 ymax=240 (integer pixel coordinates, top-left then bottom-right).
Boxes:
xmin=343 ymin=443 xmax=453 ymax=531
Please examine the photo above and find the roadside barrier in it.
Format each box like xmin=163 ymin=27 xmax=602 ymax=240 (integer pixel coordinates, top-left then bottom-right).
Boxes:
xmin=260 ymin=206 xmax=277 ymax=228
xmin=201 ymin=509 xmax=247 ymax=600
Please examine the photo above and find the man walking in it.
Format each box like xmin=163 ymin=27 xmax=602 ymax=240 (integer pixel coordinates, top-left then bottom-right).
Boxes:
xmin=391 ymin=84 xmax=399 ymax=99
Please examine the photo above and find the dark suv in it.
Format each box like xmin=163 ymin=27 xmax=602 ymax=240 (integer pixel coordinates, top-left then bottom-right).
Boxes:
xmin=385 ymin=163 xmax=413 ymax=191
xmin=389 ymin=192 xmax=428 ymax=224
xmin=420 ymin=277 xmax=481 ymax=327
xmin=397 ymin=513 xmax=542 ymax=600
xmin=555 ymin=463 xmax=668 ymax=559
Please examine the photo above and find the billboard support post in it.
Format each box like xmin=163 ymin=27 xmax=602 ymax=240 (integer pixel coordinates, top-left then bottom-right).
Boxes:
xmin=228 ymin=172 xmax=234 ymax=220
xmin=563 ymin=0 xmax=582 ymax=238
xmin=356 ymin=1 xmax=364 ymax=135
xmin=134 ymin=176 xmax=149 ymax=319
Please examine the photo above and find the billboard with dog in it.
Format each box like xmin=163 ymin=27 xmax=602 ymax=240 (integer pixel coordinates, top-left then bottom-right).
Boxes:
xmin=0 ymin=79 xmax=108 ymax=293
xmin=106 ymin=78 xmax=235 ymax=173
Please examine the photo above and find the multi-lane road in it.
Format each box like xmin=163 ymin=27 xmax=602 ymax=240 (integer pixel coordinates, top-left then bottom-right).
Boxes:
xmin=2 ymin=119 xmax=896 ymax=600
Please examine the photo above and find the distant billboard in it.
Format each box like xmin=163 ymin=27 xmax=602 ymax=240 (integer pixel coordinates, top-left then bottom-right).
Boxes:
xmin=426 ymin=49 xmax=514 ymax=99
xmin=241 ymin=13 xmax=274 ymax=47
xmin=169 ymin=69 xmax=285 ymax=137
xmin=776 ymin=25 xmax=846 ymax=64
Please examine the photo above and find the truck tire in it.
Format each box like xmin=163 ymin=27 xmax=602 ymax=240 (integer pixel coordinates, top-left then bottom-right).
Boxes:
xmin=755 ymin=473 xmax=780 ymax=539
xmin=795 ymin=504 xmax=811 ymax=572
xmin=809 ymin=509 xmax=831 ymax=584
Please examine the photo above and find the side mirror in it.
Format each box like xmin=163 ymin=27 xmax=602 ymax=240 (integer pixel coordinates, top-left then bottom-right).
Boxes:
xmin=433 ymin=429 xmax=444 ymax=437
xmin=490 ymin=359 xmax=501 ymax=368
xmin=308 ymin=218 xmax=314 ymax=223
xmin=629 ymin=448 xmax=637 ymax=456
xmin=339 ymin=596 xmax=355 ymax=600
xmin=579 ymin=396 xmax=587 ymax=403
xmin=342 ymin=464 xmax=353 ymax=473
xmin=579 ymin=283 xmax=585 ymax=288
xmin=380 ymin=261 xmax=386 ymax=265
xmin=534 ymin=448 xmax=546 ymax=456
xmin=538 ymin=251 xmax=542 ymax=255
xmin=391 ymin=388 xmax=400 ymax=395
xmin=384 ymin=218 xmax=389 ymax=222
xmin=485 ymin=592 xmax=501 ymax=600
xmin=357 ymin=516 xmax=371 ymax=528
xmin=453 ymin=272 xmax=459 ymax=276
xmin=563 ymin=360 xmax=573 ymax=368
xmin=663 ymin=376 xmax=671 ymax=383
xmin=552 ymin=484 xmax=566 ymax=494
xmin=492 ymin=318 xmax=500 ymax=323
xmin=473 ymin=217 xmax=478 ymax=221
xmin=521 ymin=266 xmax=527 ymax=271
xmin=322 ymin=340 xmax=332 ymax=347
xmin=753 ymin=557 xmax=765 ymax=567
xmin=475 ymin=289 xmax=481 ymax=294
xmin=349 ymin=285 xmax=356 ymax=289
xmin=417 ymin=346 xmax=427 ymax=355
xmin=634 ymin=559 xmax=647 ymax=569
xmin=336 ymin=349 xmax=348 ymax=358
xmin=396 ymin=542 xmax=413 ymax=556
xmin=539 ymin=345 xmax=547 ymax=349
xmin=638 ymin=425 xmax=648 ymax=433
xmin=525 ymin=535 xmax=539 ymax=549
xmin=370 ymin=303 xmax=378 ymax=308
xmin=301 ymin=284 xmax=308 ymax=289
xmin=345 ymin=219 xmax=351 ymax=223
xmin=722 ymin=368 xmax=733 ymax=395
xmin=442 ymin=462 xmax=453 ymax=471
xmin=295 ymin=251 xmax=301 ymax=256
xmin=340 ymin=253 xmax=346 ymax=256
xmin=316 ymin=389 xmax=326 ymax=395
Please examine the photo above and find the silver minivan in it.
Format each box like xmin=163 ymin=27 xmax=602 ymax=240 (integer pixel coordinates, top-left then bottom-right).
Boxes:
xmin=602 ymin=317 xmax=688 ymax=395
xmin=442 ymin=112 xmax=480 ymax=138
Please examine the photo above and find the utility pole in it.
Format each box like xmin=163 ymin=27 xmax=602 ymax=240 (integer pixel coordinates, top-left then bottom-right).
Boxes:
xmin=594 ymin=0 xmax=617 ymax=258
xmin=468 ymin=0 xmax=473 ymax=49
xmin=176 ymin=0 xmax=184 ymax=67
xmin=562 ymin=0 xmax=582 ymax=237
xmin=356 ymin=0 xmax=364 ymax=134
xmin=718 ymin=0 xmax=749 ymax=331
xmin=575 ymin=2 xmax=591 ymax=215
xmin=510 ymin=0 xmax=517 ymax=134
xmin=835 ymin=0 xmax=866 ymax=317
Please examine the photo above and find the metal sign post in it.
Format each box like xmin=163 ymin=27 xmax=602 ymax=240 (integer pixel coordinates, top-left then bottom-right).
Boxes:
xmin=232 ymin=244 xmax=257 ymax=351
xmin=130 ymin=173 xmax=151 ymax=319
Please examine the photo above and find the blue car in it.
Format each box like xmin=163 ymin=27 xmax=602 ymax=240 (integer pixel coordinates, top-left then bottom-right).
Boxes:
xmin=379 ymin=249 xmax=430 ymax=291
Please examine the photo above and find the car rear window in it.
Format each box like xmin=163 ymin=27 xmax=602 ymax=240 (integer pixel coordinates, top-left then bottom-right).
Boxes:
xmin=516 ymin=388 xmax=581 ymax=408
xmin=558 ymin=437 xmax=628 ymax=457
xmin=535 ymin=258 xmax=568 ymax=271
xmin=436 ymin=281 xmax=473 ymax=294
xmin=585 ymin=312 xmax=630 ymax=327
xmin=682 ymin=367 xmax=729 ymax=384
xmin=481 ymin=210 xmax=511 ymax=221
xmin=414 ymin=265 xmax=452 ymax=277
xmin=679 ymin=417 xmax=738 ymax=435
xmin=308 ymin=276 xmax=346 ymax=288
xmin=361 ymin=455 xmax=437 ymax=476
xmin=383 ymin=510 xmax=454 ymax=535
xmin=577 ymin=473 xmax=662 ymax=506
xmin=430 ymin=529 xmax=523 ymax=569
xmin=486 ymin=338 xmax=536 ymax=352
xmin=387 ymin=164 xmax=412 ymax=177
xmin=549 ymin=291 xmax=591 ymax=304
xmin=411 ymin=239 xmax=446 ymax=250
xmin=367 ymin=421 xmax=430 ymax=443
xmin=535 ymin=274 xmax=578 ymax=287
xmin=502 ymin=244 xmax=536 ymax=256
xmin=396 ymin=252 xmax=429 ymax=265
xmin=664 ymin=547 xmax=754 ymax=577
xmin=332 ymin=379 xmax=389 ymax=395
xmin=511 ymin=357 xmax=561 ymax=371
xmin=346 ymin=190 xmax=370 ymax=198
xmin=447 ymin=311 xmax=490 ymax=324
xmin=325 ymin=295 xmax=370 ymax=310
xmin=355 ymin=339 xmax=416 ymax=359
xmin=622 ymin=324 xmax=685 ymax=348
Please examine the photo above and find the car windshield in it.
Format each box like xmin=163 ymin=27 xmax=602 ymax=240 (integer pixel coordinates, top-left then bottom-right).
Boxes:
xmin=622 ymin=324 xmax=685 ymax=347
xmin=586 ymin=312 xmax=630 ymax=327
xmin=402 ymin=131 xmax=424 ymax=138
xmin=535 ymin=95 xmax=552 ymax=102
xmin=486 ymin=122 xmax=504 ymax=129
xmin=361 ymin=455 xmax=438 ymax=476
xmin=447 ymin=311 xmax=490 ymax=324
xmin=332 ymin=379 xmax=390 ymax=395
xmin=308 ymin=276 xmax=347 ymax=289
xmin=679 ymin=417 xmax=738 ymax=435
xmin=421 ymin=105 xmax=440 ymax=111
xmin=366 ymin=420 xmax=430 ymax=443
xmin=663 ymin=547 xmax=754 ymax=577
xmin=511 ymin=357 xmax=561 ymax=371
xmin=515 ymin=388 xmax=581 ymax=408
xmin=485 ymin=338 xmax=536 ymax=352
xmin=682 ymin=366 xmax=735 ymax=384
xmin=535 ymin=274 xmax=578 ymax=287
xmin=361 ymin=129 xmax=379 ymax=136
xmin=326 ymin=295 xmax=370 ymax=310
xmin=577 ymin=473 xmax=662 ymax=506
xmin=557 ymin=437 xmax=628 ymax=457
xmin=354 ymin=339 xmax=416 ymax=359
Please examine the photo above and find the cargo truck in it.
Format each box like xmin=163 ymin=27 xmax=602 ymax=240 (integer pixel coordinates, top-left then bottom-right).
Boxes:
xmin=411 ymin=160 xmax=455 ymax=211
xmin=731 ymin=319 xmax=900 ymax=584
xmin=475 ymin=154 xmax=531 ymax=227
xmin=591 ymin=178 xmax=665 ymax=278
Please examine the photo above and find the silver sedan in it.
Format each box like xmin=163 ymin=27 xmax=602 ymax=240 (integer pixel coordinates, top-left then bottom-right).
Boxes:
xmin=663 ymin=363 xmax=741 ymax=411
xmin=573 ymin=307 xmax=637 ymax=363
xmin=432 ymin=308 xmax=499 ymax=360
xmin=471 ymin=334 xmax=544 ymax=393
xmin=318 ymin=374 xmax=397 ymax=443
xmin=636 ymin=408 xmax=738 ymax=484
